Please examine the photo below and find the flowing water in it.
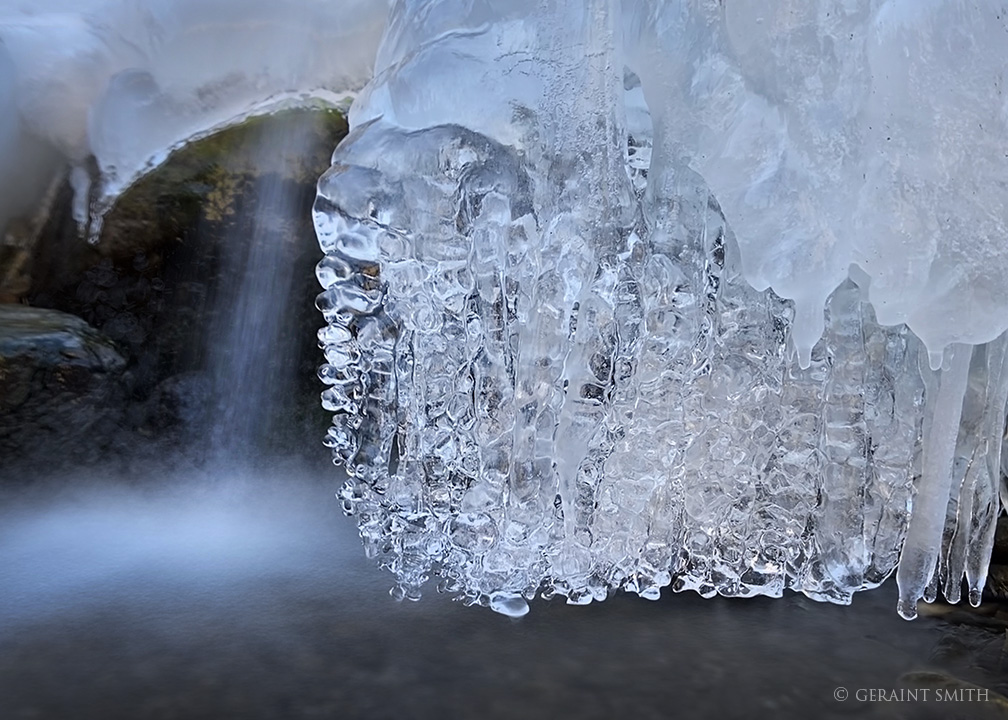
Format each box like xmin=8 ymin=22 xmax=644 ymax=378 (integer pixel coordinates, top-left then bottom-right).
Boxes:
xmin=1 ymin=462 xmax=1006 ymax=720
xmin=204 ymin=118 xmax=315 ymax=461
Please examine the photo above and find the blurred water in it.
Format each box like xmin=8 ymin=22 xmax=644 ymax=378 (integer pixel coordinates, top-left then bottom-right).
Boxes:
xmin=1 ymin=459 xmax=1007 ymax=720
xmin=204 ymin=118 xmax=314 ymax=459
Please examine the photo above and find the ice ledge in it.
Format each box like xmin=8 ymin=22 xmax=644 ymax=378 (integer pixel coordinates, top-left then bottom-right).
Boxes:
xmin=0 ymin=0 xmax=388 ymax=241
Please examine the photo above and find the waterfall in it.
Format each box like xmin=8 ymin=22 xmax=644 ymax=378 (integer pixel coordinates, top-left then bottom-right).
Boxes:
xmin=205 ymin=119 xmax=314 ymax=461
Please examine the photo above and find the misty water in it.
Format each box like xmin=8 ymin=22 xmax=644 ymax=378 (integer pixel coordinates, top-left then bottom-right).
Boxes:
xmin=1 ymin=115 xmax=1006 ymax=720
xmin=2 ymin=461 xmax=1007 ymax=720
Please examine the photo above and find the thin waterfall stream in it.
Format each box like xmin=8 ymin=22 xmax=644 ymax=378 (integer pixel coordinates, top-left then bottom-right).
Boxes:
xmin=205 ymin=119 xmax=312 ymax=461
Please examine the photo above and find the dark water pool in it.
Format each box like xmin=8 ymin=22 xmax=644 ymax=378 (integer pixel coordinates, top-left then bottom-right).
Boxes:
xmin=2 ymin=460 xmax=1006 ymax=720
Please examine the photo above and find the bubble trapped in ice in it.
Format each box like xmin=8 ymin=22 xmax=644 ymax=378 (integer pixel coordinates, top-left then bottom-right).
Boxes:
xmin=313 ymin=1 xmax=1008 ymax=617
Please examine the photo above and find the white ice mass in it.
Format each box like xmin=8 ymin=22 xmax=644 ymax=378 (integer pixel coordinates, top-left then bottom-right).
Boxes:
xmin=2 ymin=0 xmax=1007 ymax=619
xmin=0 ymin=0 xmax=386 ymax=236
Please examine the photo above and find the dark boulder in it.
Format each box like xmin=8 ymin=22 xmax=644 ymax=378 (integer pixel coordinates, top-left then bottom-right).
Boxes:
xmin=0 ymin=305 xmax=127 ymax=478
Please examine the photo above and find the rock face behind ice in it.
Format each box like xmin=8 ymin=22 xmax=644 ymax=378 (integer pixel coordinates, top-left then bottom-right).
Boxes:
xmin=0 ymin=305 xmax=128 ymax=475
xmin=313 ymin=1 xmax=1008 ymax=615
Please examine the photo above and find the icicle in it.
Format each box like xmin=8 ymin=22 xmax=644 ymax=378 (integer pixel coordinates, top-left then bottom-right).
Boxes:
xmin=895 ymin=344 xmax=972 ymax=620
xmin=933 ymin=333 xmax=1008 ymax=608
xmin=940 ymin=346 xmax=987 ymax=605
xmin=964 ymin=333 xmax=1008 ymax=606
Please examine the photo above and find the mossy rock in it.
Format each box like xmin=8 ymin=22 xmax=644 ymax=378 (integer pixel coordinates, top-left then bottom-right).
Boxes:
xmin=96 ymin=105 xmax=348 ymax=258
xmin=13 ymin=106 xmax=348 ymax=465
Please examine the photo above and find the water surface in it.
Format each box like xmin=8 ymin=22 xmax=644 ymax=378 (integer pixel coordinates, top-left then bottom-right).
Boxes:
xmin=2 ymin=458 xmax=1005 ymax=720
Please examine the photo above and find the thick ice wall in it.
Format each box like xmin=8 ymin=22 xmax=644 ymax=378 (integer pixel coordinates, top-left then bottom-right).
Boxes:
xmin=859 ymin=3 xmax=1008 ymax=354
xmin=0 ymin=0 xmax=388 ymax=238
xmin=354 ymin=0 xmax=577 ymax=148
xmin=622 ymin=0 xmax=1008 ymax=364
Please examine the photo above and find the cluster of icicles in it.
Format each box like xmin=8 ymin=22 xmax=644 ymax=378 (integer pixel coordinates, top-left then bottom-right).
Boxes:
xmin=313 ymin=0 xmax=1008 ymax=619
xmin=4 ymin=0 xmax=1004 ymax=620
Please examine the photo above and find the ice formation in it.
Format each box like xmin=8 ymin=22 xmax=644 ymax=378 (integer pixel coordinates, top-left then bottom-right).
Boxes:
xmin=1 ymin=0 xmax=1006 ymax=621
xmin=314 ymin=0 xmax=1008 ymax=618
xmin=0 ymin=0 xmax=387 ymax=238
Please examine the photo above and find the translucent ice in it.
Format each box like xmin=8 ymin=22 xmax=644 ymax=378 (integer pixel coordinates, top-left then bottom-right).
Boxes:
xmin=623 ymin=0 xmax=1008 ymax=363
xmin=314 ymin=0 xmax=1008 ymax=616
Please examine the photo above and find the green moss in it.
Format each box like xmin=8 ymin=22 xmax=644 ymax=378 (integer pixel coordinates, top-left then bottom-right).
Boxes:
xmin=98 ymin=106 xmax=349 ymax=257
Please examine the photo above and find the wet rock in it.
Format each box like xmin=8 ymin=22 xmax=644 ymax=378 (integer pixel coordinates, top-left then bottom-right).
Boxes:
xmin=0 ymin=220 xmax=33 ymax=303
xmin=0 ymin=172 xmax=64 ymax=303
xmin=987 ymin=565 xmax=1008 ymax=602
xmin=12 ymin=107 xmax=347 ymax=463
xmin=142 ymin=372 xmax=213 ymax=440
xmin=991 ymin=516 xmax=1008 ymax=601
xmin=0 ymin=305 xmax=127 ymax=478
xmin=994 ymin=515 xmax=1008 ymax=564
